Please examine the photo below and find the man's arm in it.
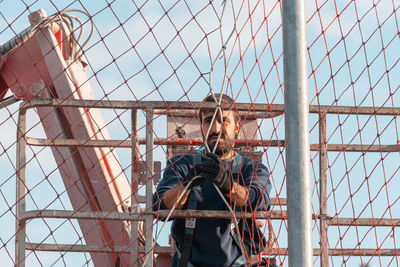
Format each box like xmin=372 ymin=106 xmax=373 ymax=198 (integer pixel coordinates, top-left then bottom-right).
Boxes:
xmin=162 ymin=181 xmax=248 ymax=209
xmin=153 ymin=156 xmax=193 ymax=212
xmin=241 ymin=160 xmax=271 ymax=210
xmin=159 ymin=170 xmax=264 ymax=209
xmin=161 ymin=184 xmax=191 ymax=209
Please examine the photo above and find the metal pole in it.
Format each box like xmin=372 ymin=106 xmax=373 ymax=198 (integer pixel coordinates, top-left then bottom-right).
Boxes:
xmin=15 ymin=108 xmax=27 ymax=267
xmin=145 ymin=107 xmax=154 ymax=267
xmin=282 ymin=0 xmax=313 ymax=266
xmin=319 ymin=114 xmax=329 ymax=267
xmin=131 ymin=109 xmax=140 ymax=266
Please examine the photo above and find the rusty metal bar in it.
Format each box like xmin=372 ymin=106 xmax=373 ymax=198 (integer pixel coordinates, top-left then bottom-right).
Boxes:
xmin=327 ymin=217 xmax=400 ymax=226
xmin=17 ymin=209 xmax=400 ymax=227
xmin=319 ymin=114 xmax=329 ymax=267
xmin=154 ymin=109 xmax=284 ymax=119
xmin=25 ymin=136 xmax=282 ymax=147
xmin=323 ymin=144 xmax=400 ymax=152
xmin=326 ymin=249 xmax=400 ymax=256
xmin=26 ymin=243 xmax=172 ymax=254
xmin=308 ymin=105 xmax=400 ymax=116
xmin=131 ymin=109 xmax=139 ymax=267
xmin=19 ymin=99 xmax=284 ymax=111
xmin=271 ymin=198 xmax=287 ymax=206
xmin=145 ymin=107 xmax=154 ymax=267
xmin=18 ymin=210 xmax=144 ymax=222
xmin=141 ymin=196 xmax=285 ymax=205
xmin=18 ymin=209 xmax=284 ymax=222
xmin=153 ymin=210 xmax=286 ymax=220
xmin=25 ymin=137 xmax=400 ymax=153
xmin=0 ymin=95 xmax=20 ymax=109
xmin=265 ymin=248 xmax=400 ymax=257
xmin=15 ymin=107 xmax=27 ymax=267
xmin=271 ymin=248 xmax=400 ymax=257
xmin=25 ymin=136 xmax=205 ymax=147
xmin=20 ymin=99 xmax=400 ymax=116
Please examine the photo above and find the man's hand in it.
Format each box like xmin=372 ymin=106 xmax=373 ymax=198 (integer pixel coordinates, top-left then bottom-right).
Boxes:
xmin=194 ymin=153 xmax=230 ymax=194
xmin=182 ymin=166 xmax=204 ymax=189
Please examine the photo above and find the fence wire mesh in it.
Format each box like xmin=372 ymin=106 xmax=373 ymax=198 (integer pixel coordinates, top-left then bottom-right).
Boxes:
xmin=0 ymin=0 xmax=399 ymax=266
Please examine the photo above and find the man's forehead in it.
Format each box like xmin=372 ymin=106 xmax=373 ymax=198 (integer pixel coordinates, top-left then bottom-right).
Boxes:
xmin=201 ymin=109 xmax=235 ymax=119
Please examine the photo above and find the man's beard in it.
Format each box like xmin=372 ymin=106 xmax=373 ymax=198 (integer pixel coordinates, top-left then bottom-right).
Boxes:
xmin=206 ymin=133 xmax=237 ymax=156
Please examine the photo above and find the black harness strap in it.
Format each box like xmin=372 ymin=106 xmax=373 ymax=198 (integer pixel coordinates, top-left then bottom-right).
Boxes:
xmin=178 ymin=153 xmax=202 ymax=267
xmin=178 ymin=190 xmax=198 ymax=267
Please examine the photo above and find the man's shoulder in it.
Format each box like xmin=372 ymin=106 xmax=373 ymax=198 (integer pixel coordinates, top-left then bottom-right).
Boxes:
xmin=240 ymin=155 xmax=269 ymax=171
xmin=240 ymin=155 xmax=260 ymax=166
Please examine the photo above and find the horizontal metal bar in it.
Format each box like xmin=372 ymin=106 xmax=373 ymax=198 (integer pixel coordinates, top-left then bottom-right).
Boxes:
xmin=26 ymin=137 xmax=399 ymax=152
xmin=20 ymin=99 xmax=286 ymax=112
xmin=19 ymin=210 xmax=145 ymax=223
xmin=271 ymin=198 xmax=287 ymax=206
xmin=154 ymin=109 xmax=284 ymax=119
xmin=19 ymin=210 xmax=400 ymax=227
xmin=324 ymin=144 xmax=400 ymax=152
xmin=309 ymin=105 xmax=400 ymax=116
xmin=26 ymin=243 xmax=399 ymax=257
xmin=265 ymin=248 xmax=400 ymax=256
xmin=0 ymin=95 xmax=21 ymax=109
xmin=136 ymin=195 xmax=285 ymax=206
xmin=327 ymin=249 xmax=400 ymax=257
xmin=328 ymin=217 xmax=400 ymax=227
xmin=25 ymin=137 xmax=204 ymax=148
xmin=153 ymin=210 xmax=286 ymax=220
xmin=20 ymin=99 xmax=400 ymax=116
xmin=26 ymin=137 xmax=284 ymax=148
xmin=26 ymin=243 xmax=172 ymax=254
xmin=19 ymin=209 xmax=285 ymax=223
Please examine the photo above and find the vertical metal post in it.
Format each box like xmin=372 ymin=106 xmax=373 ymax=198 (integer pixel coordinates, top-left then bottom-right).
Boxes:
xmin=282 ymin=0 xmax=313 ymax=266
xmin=145 ymin=107 xmax=154 ymax=267
xmin=319 ymin=114 xmax=329 ymax=267
xmin=131 ymin=109 xmax=140 ymax=267
xmin=15 ymin=107 xmax=27 ymax=267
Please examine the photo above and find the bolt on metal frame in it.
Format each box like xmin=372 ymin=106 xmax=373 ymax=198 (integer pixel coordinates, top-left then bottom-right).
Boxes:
xmin=15 ymin=99 xmax=400 ymax=266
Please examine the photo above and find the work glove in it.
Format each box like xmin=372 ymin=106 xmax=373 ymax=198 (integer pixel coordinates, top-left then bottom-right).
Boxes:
xmin=194 ymin=153 xmax=230 ymax=194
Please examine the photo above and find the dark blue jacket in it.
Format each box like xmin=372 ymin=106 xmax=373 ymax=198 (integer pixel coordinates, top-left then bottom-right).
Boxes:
xmin=153 ymin=153 xmax=272 ymax=267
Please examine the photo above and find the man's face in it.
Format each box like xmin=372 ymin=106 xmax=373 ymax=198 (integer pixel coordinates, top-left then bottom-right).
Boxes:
xmin=200 ymin=109 xmax=239 ymax=157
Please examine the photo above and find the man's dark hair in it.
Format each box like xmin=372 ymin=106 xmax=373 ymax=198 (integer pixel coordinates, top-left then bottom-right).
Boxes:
xmin=198 ymin=93 xmax=239 ymax=123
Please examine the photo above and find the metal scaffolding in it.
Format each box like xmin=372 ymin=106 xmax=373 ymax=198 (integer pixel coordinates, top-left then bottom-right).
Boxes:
xmin=14 ymin=98 xmax=400 ymax=266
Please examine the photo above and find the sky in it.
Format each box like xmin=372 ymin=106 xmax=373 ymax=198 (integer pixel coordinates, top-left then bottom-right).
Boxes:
xmin=0 ymin=0 xmax=400 ymax=266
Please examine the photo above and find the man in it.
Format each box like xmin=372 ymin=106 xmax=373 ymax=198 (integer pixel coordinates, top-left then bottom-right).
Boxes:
xmin=153 ymin=94 xmax=274 ymax=267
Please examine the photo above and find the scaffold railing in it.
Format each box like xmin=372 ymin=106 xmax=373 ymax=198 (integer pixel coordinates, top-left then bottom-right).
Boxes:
xmin=14 ymin=98 xmax=400 ymax=266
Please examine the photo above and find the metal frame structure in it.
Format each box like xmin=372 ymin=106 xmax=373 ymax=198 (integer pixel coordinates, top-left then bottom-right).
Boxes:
xmin=15 ymin=98 xmax=400 ymax=266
